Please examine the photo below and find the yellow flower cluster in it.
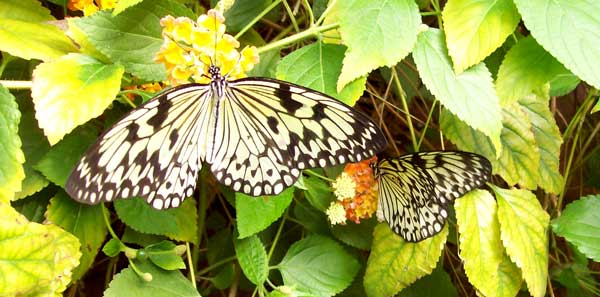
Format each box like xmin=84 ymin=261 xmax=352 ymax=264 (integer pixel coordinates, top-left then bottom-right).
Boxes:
xmin=154 ymin=10 xmax=259 ymax=85
xmin=326 ymin=157 xmax=379 ymax=225
xmin=68 ymin=0 xmax=116 ymax=15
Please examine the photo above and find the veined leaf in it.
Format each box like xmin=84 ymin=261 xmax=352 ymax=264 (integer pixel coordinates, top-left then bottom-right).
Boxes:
xmin=46 ymin=191 xmax=106 ymax=281
xmin=364 ymin=224 xmax=447 ymax=297
xmin=513 ymin=0 xmax=600 ymax=89
xmin=414 ymin=28 xmax=502 ymax=153
xmin=443 ymin=0 xmax=520 ymax=73
xmin=234 ymin=235 xmax=268 ymax=285
xmin=0 ymin=0 xmax=54 ymax=22
xmin=455 ymin=190 xmax=522 ymax=297
xmin=236 ymin=187 xmax=293 ymax=238
xmin=552 ymin=195 xmax=600 ymax=262
xmin=493 ymin=186 xmax=549 ymax=297
xmin=0 ymin=201 xmax=81 ymax=296
xmin=0 ymin=86 xmax=25 ymax=202
xmin=276 ymin=42 xmax=366 ymax=106
xmin=496 ymin=36 xmax=569 ymax=106
xmin=104 ymin=260 xmax=200 ymax=297
xmin=31 ymin=53 xmax=124 ymax=145
xmin=519 ymin=88 xmax=563 ymax=194
xmin=278 ymin=235 xmax=359 ymax=297
xmin=72 ymin=0 xmax=194 ymax=81
xmin=337 ymin=0 xmax=420 ymax=90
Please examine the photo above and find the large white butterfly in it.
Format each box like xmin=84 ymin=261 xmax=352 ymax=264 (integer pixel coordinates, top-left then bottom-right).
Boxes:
xmin=66 ymin=65 xmax=387 ymax=209
xmin=374 ymin=151 xmax=491 ymax=242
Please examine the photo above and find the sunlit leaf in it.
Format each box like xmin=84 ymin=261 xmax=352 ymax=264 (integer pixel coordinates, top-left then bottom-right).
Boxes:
xmin=0 ymin=86 xmax=25 ymax=201
xmin=31 ymin=53 xmax=124 ymax=144
xmin=552 ymin=195 xmax=600 ymax=262
xmin=443 ymin=0 xmax=520 ymax=73
xmin=493 ymin=186 xmax=549 ymax=297
xmin=364 ymin=224 xmax=447 ymax=297
xmin=337 ymin=0 xmax=420 ymax=90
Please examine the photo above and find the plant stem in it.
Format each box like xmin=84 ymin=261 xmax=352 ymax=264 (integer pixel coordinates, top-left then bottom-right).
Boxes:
xmin=258 ymin=23 xmax=339 ymax=54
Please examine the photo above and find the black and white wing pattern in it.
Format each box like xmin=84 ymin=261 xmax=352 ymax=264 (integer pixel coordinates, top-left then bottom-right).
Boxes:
xmin=208 ymin=77 xmax=387 ymax=196
xmin=374 ymin=151 xmax=491 ymax=242
xmin=66 ymin=85 xmax=213 ymax=209
xmin=66 ymin=66 xmax=387 ymax=209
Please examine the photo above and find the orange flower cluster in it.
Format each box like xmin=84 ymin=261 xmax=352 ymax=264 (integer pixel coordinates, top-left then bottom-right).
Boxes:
xmin=68 ymin=0 xmax=116 ymax=15
xmin=154 ymin=10 xmax=259 ymax=85
xmin=123 ymin=82 xmax=166 ymax=100
xmin=327 ymin=157 xmax=379 ymax=225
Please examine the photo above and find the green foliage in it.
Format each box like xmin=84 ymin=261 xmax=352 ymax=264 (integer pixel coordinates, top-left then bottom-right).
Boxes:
xmin=1 ymin=0 xmax=598 ymax=296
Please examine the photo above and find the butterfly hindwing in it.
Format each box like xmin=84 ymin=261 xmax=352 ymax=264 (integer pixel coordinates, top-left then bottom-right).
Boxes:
xmin=375 ymin=151 xmax=491 ymax=242
xmin=209 ymin=77 xmax=388 ymax=196
xmin=65 ymin=85 xmax=213 ymax=209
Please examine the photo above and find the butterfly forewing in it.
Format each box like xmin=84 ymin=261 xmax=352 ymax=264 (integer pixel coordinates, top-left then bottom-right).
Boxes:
xmin=209 ymin=78 xmax=388 ymax=196
xmin=66 ymin=85 xmax=213 ymax=209
xmin=375 ymin=151 xmax=491 ymax=242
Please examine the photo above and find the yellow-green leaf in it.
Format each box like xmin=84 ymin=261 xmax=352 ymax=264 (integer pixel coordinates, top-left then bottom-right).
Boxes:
xmin=0 ymin=201 xmax=81 ymax=296
xmin=31 ymin=53 xmax=124 ymax=145
xmin=0 ymin=85 xmax=25 ymax=202
xmin=493 ymin=186 xmax=549 ymax=297
xmin=0 ymin=0 xmax=77 ymax=61
xmin=364 ymin=224 xmax=448 ymax=297
xmin=519 ymin=88 xmax=564 ymax=194
xmin=495 ymin=104 xmax=540 ymax=189
xmin=456 ymin=190 xmax=522 ymax=297
xmin=337 ymin=0 xmax=421 ymax=90
xmin=413 ymin=28 xmax=502 ymax=154
xmin=443 ymin=0 xmax=520 ymax=73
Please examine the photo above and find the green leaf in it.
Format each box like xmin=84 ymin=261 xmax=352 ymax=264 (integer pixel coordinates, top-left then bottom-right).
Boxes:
xmin=73 ymin=0 xmax=194 ymax=81
xmin=31 ymin=53 xmax=124 ymax=145
xmin=364 ymin=224 xmax=448 ymax=297
xmin=234 ymin=235 xmax=268 ymax=285
xmin=398 ymin=265 xmax=458 ymax=297
xmin=0 ymin=0 xmax=77 ymax=61
xmin=496 ymin=36 xmax=569 ymax=106
xmin=493 ymin=186 xmax=549 ymax=297
xmin=0 ymin=85 xmax=25 ymax=201
xmin=104 ymin=260 xmax=200 ymax=297
xmin=0 ymin=201 xmax=81 ymax=296
xmin=455 ymin=190 xmax=522 ymax=297
xmin=46 ymin=190 xmax=107 ymax=281
xmin=236 ymin=187 xmax=293 ymax=238
xmin=14 ymin=109 xmax=50 ymax=199
xmin=549 ymin=72 xmax=580 ymax=97
xmin=114 ymin=198 xmax=179 ymax=236
xmin=330 ymin=218 xmax=376 ymax=250
xmin=443 ymin=0 xmax=520 ymax=73
xmin=34 ymin=124 xmax=99 ymax=187
xmin=413 ymin=28 xmax=502 ymax=153
xmin=224 ymin=0 xmax=273 ymax=33
xmin=165 ymin=197 xmax=198 ymax=244
xmin=145 ymin=241 xmax=186 ymax=270
xmin=276 ymin=42 xmax=366 ymax=106
xmin=303 ymin=174 xmax=334 ymax=211
xmin=513 ymin=0 xmax=600 ymax=89
xmin=278 ymin=235 xmax=360 ymax=297
xmin=122 ymin=226 xmax=166 ymax=246
xmin=11 ymin=189 xmax=51 ymax=222
xmin=292 ymin=200 xmax=331 ymax=235
xmin=519 ymin=88 xmax=564 ymax=194
xmin=337 ymin=0 xmax=420 ymax=90
xmin=103 ymin=238 xmax=122 ymax=257
xmin=552 ymin=195 xmax=600 ymax=262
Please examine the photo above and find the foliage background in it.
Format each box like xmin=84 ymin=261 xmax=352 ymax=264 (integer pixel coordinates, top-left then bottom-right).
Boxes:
xmin=0 ymin=0 xmax=599 ymax=296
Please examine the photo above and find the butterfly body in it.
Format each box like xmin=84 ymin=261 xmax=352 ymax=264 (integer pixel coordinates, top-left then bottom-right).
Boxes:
xmin=66 ymin=66 xmax=387 ymax=209
xmin=374 ymin=151 xmax=491 ymax=242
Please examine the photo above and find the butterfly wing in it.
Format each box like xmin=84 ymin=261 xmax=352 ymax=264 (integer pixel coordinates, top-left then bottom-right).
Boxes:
xmin=65 ymin=84 xmax=213 ymax=209
xmin=376 ymin=151 xmax=491 ymax=242
xmin=208 ymin=77 xmax=387 ymax=196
